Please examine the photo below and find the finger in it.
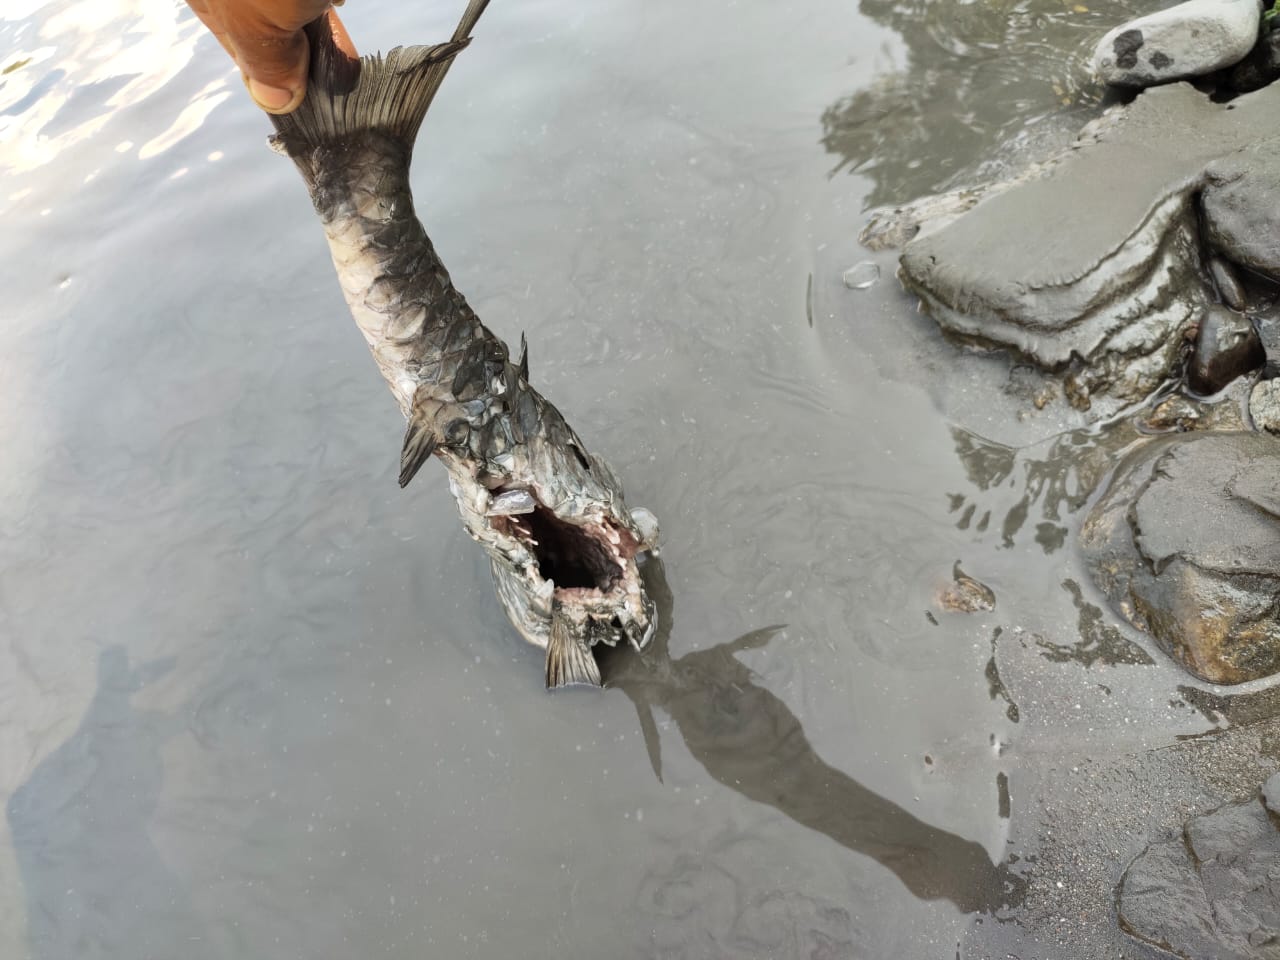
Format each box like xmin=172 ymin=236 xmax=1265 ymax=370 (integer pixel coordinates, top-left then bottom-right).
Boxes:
xmin=223 ymin=12 xmax=311 ymax=114
xmin=324 ymin=7 xmax=358 ymax=62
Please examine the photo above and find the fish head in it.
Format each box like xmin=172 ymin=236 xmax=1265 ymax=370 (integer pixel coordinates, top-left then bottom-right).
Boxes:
xmin=442 ymin=431 xmax=659 ymax=685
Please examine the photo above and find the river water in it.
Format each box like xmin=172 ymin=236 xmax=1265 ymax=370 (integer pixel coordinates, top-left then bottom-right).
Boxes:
xmin=0 ymin=1 xmax=1263 ymax=957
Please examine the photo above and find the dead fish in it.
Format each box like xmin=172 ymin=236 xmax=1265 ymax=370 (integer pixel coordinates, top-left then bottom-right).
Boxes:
xmin=267 ymin=3 xmax=658 ymax=688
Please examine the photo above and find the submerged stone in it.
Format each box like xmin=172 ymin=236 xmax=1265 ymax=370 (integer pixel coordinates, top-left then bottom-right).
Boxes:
xmin=1118 ymin=792 xmax=1280 ymax=959
xmin=1093 ymin=0 xmax=1261 ymax=88
xmin=1080 ymin=432 xmax=1280 ymax=684
xmin=937 ymin=564 xmax=996 ymax=613
xmin=895 ymin=81 xmax=1280 ymax=412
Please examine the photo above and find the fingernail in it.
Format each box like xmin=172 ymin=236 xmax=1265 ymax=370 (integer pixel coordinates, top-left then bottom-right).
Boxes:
xmin=243 ymin=75 xmax=303 ymax=114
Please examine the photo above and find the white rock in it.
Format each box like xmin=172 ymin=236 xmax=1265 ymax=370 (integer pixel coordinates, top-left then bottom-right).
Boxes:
xmin=1250 ymin=377 xmax=1280 ymax=433
xmin=1093 ymin=0 xmax=1262 ymax=88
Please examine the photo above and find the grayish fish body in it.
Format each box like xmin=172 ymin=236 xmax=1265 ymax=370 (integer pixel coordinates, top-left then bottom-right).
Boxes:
xmin=268 ymin=3 xmax=657 ymax=687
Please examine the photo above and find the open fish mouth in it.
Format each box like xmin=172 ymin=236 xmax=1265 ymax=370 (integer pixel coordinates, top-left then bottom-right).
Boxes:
xmin=445 ymin=456 xmax=659 ymax=685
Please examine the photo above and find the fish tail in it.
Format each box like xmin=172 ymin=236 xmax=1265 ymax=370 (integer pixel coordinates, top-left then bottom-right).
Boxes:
xmin=269 ymin=1 xmax=492 ymax=171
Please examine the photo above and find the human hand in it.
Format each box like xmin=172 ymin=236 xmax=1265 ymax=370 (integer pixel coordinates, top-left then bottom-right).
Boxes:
xmin=185 ymin=0 xmax=357 ymax=114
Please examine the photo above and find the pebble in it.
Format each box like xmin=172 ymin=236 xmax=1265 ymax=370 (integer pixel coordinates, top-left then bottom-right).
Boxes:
xmin=842 ymin=261 xmax=880 ymax=290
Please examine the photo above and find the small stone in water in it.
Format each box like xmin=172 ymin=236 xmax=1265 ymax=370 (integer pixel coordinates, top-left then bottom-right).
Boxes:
xmin=842 ymin=261 xmax=880 ymax=290
xmin=937 ymin=564 xmax=996 ymax=613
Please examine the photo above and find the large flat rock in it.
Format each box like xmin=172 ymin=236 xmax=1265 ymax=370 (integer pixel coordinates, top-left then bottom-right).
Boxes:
xmin=896 ymin=81 xmax=1280 ymax=409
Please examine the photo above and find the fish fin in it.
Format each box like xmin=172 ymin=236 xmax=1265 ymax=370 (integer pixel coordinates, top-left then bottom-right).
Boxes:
xmin=269 ymin=1 xmax=491 ymax=161
xmin=399 ymin=413 xmax=438 ymax=488
xmin=545 ymin=610 xmax=602 ymax=689
xmin=517 ymin=332 xmax=529 ymax=382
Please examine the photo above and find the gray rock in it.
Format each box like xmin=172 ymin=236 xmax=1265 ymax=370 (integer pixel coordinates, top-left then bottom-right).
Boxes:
xmin=1119 ymin=794 xmax=1280 ymax=959
xmin=1252 ymin=378 xmax=1280 ymax=433
xmin=1080 ymin=432 xmax=1280 ymax=684
xmin=1264 ymin=773 xmax=1280 ymax=815
xmin=1093 ymin=0 xmax=1262 ymax=88
xmin=1188 ymin=305 xmax=1264 ymax=395
xmin=1204 ymin=144 xmax=1280 ymax=279
xmin=1231 ymin=26 xmax=1280 ymax=93
xmin=896 ymin=81 xmax=1280 ymax=413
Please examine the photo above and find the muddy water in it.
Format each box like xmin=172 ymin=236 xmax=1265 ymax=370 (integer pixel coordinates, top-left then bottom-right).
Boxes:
xmin=0 ymin=1 xmax=1255 ymax=957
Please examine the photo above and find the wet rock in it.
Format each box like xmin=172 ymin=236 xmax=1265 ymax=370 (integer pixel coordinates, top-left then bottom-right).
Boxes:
xmin=1230 ymin=25 xmax=1280 ymax=93
xmin=1187 ymin=305 xmax=1264 ymax=395
xmin=1204 ymin=146 xmax=1280 ymax=279
xmin=1118 ymin=793 xmax=1280 ymax=959
xmin=896 ymin=82 xmax=1280 ymax=413
xmin=1080 ymin=432 xmax=1280 ymax=684
xmin=1093 ymin=0 xmax=1261 ymax=88
xmin=1209 ymin=254 xmax=1248 ymax=311
xmin=1137 ymin=395 xmax=1204 ymax=432
xmin=1251 ymin=378 xmax=1280 ymax=433
xmin=1137 ymin=380 xmax=1252 ymax=434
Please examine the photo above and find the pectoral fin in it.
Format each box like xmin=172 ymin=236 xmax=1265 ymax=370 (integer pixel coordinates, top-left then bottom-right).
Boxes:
xmin=399 ymin=412 xmax=438 ymax=488
xmin=545 ymin=607 xmax=602 ymax=689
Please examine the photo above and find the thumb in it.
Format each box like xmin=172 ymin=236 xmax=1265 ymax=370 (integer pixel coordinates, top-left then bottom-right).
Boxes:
xmin=228 ymin=21 xmax=310 ymax=114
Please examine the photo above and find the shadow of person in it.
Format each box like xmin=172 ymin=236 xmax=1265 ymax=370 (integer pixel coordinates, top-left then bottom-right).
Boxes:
xmin=7 ymin=646 xmax=214 ymax=960
xmin=602 ymin=560 xmax=1026 ymax=914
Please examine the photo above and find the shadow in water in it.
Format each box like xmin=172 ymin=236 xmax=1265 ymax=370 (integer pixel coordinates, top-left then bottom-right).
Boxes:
xmin=7 ymin=646 xmax=213 ymax=960
xmin=602 ymin=562 xmax=1026 ymax=914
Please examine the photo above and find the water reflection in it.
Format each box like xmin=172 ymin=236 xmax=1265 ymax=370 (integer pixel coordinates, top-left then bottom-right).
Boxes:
xmin=604 ymin=562 xmax=1025 ymax=914
xmin=821 ymin=0 xmax=1143 ymax=207
xmin=0 ymin=0 xmax=213 ymax=179
xmin=946 ymin=423 xmax=1132 ymax=553
xmin=1034 ymin=579 xmax=1154 ymax=668
xmin=7 ymin=647 xmax=212 ymax=959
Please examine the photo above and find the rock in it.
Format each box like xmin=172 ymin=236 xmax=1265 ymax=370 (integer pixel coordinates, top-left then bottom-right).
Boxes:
xmin=1209 ymin=254 xmax=1248 ymax=311
xmin=1204 ymin=144 xmax=1280 ymax=279
xmin=1080 ymin=432 xmax=1280 ymax=684
xmin=896 ymin=81 xmax=1280 ymax=413
xmin=1187 ymin=305 xmax=1264 ymax=395
xmin=1138 ymin=395 xmax=1204 ymax=432
xmin=1093 ymin=0 xmax=1261 ymax=88
xmin=1264 ymin=773 xmax=1280 ymax=815
xmin=937 ymin=564 xmax=996 ymax=613
xmin=1252 ymin=378 xmax=1280 ymax=434
xmin=1118 ymin=793 xmax=1280 ymax=959
xmin=1231 ymin=25 xmax=1280 ymax=93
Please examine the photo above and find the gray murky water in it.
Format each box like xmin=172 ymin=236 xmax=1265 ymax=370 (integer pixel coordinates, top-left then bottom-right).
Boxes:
xmin=2 ymin=1 xmax=1268 ymax=957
